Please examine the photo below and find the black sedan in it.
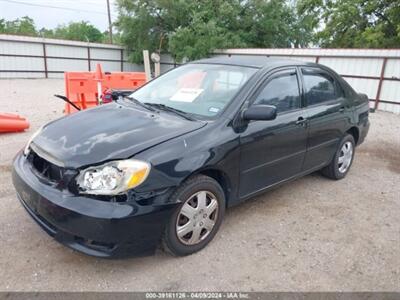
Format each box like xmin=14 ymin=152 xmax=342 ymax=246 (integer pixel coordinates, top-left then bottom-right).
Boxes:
xmin=12 ymin=57 xmax=370 ymax=257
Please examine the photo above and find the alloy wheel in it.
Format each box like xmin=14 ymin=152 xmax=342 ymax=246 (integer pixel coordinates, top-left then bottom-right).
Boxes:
xmin=338 ymin=141 xmax=353 ymax=173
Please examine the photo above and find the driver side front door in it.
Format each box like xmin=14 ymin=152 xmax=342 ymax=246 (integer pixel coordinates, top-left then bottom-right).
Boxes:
xmin=239 ymin=68 xmax=308 ymax=199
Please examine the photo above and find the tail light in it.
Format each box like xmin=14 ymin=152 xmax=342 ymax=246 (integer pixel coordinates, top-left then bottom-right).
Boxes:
xmin=102 ymin=89 xmax=113 ymax=104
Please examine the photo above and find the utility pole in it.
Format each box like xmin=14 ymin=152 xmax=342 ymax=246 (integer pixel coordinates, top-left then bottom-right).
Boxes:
xmin=106 ymin=0 xmax=113 ymax=44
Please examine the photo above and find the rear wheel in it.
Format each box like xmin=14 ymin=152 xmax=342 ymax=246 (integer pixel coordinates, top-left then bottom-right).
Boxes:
xmin=321 ymin=134 xmax=355 ymax=180
xmin=162 ymin=175 xmax=225 ymax=256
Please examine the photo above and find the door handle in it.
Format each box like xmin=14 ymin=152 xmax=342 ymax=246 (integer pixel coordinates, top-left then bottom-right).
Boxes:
xmin=339 ymin=107 xmax=345 ymax=113
xmin=296 ymin=117 xmax=307 ymax=126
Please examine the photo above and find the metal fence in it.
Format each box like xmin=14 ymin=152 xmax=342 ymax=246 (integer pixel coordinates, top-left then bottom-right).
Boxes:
xmin=0 ymin=34 xmax=146 ymax=78
xmin=1 ymin=35 xmax=399 ymax=114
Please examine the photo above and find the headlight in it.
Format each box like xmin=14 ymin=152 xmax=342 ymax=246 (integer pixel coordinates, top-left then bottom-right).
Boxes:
xmin=24 ymin=126 xmax=43 ymax=155
xmin=77 ymin=160 xmax=150 ymax=195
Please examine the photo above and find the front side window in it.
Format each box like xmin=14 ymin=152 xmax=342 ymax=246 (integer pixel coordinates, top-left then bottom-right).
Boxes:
xmin=253 ymin=71 xmax=301 ymax=113
xmin=302 ymin=69 xmax=338 ymax=106
xmin=130 ymin=64 xmax=257 ymax=118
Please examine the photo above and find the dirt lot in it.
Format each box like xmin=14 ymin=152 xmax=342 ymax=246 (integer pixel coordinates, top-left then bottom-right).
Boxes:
xmin=0 ymin=79 xmax=399 ymax=292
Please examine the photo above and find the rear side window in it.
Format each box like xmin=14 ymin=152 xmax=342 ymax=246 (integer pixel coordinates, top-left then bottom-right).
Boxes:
xmin=253 ymin=71 xmax=301 ymax=113
xmin=302 ymin=69 xmax=339 ymax=106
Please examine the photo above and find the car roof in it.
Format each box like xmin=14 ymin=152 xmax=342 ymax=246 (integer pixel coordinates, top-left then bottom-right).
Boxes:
xmin=191 ymin=55 xmax=316 ymax=69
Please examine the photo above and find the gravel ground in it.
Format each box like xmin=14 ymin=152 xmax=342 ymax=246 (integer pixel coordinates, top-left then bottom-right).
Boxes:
xmin=0 ymin=79 xmax=399 ymax=292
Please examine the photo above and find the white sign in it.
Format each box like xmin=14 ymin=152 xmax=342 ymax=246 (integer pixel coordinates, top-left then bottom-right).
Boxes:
xmin=170 ymin=88 xmax=203 ymax=102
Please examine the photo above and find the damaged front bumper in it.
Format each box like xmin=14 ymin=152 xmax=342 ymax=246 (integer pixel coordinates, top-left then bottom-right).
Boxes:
xmin=12 ymin=152 xmax=178 ymax=258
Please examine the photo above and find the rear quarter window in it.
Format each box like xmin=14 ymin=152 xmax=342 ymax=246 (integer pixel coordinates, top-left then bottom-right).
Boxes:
xmin=302 ymin=68 xmax=342 ymax=106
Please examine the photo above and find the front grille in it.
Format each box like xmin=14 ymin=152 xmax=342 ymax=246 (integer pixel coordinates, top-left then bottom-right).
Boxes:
xmin=28 ymin=150 xmax=64 ymax=183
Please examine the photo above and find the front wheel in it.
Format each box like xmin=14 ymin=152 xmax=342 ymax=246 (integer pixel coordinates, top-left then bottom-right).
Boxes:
xmin=162 ymin=175 xmax=225 ymax=256
xmin=321 ymin=134 xmax=355 ymax=180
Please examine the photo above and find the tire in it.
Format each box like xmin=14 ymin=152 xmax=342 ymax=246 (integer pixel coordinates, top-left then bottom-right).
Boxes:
xmin=321 ymin=134 xmax=355 ymax=180
xmin=162 ymin=175 xmax=225 ymax=256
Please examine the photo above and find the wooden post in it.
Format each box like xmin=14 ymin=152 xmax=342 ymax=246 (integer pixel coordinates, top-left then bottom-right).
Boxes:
xmin=154 ymin=62 xmax=160 ymax=77
xmin=106 ymin=0 xmax=113 ymax=44
xmin=374 ymin=57 xmax=388 ymax=110
xmin=143 ymin=50 xmax=151 ymax=81
xmin=42 ymin=43 xmax=48 ymax=78
xmin=120 ymin=49 xmax=124 ymax=71
xmin=87 ymin=47 xmax=91 ymax=71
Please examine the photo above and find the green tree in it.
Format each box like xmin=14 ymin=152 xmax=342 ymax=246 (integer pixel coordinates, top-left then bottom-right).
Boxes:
xmin=168 ymin=1 xmax=246 ymax=62
xmin=53 ymin=21 xmax=104 ymax=42
xmin=0 ymin=19 xmax=5 ymax=32
xmin=0 ymin=17 xmax=110 ymax=44
xmin=115 ymin=0 xmax=312 ymax=63
xmin=38 ymin=27 xmax=55 ymax=38
xmin=297 ymin=0 xmax=400 ymax=48
xmin=238 ymin=0 xmax=300 ymax=47
xmin=0 ymin=16 xmax=37 ymax=36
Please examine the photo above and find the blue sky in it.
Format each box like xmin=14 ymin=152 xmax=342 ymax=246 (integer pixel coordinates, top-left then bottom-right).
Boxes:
xmin=0 ymin=0 xmax=118 ymax=31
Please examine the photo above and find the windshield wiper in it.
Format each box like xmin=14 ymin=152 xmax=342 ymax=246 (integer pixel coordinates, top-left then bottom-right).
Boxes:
xmin=124 ymin=96 xmax=156 ymax=112
xmin=143 ymin=103 xmax=196 ymax=121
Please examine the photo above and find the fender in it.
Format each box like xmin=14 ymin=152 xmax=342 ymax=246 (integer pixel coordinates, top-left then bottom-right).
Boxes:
xmin=134 ymin=121 xmax=241 ymax=206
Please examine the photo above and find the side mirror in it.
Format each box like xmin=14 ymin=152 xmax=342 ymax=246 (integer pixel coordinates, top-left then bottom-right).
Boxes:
xmin=242 ymin=105 xmax=277 ymax=121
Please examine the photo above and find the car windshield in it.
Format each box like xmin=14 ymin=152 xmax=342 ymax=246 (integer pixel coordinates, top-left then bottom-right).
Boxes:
xmin=130 ymin=63 xmax=257 ymax=118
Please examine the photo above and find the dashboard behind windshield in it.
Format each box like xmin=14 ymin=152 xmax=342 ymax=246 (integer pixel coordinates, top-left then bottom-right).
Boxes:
xmin=130 ymin=63 xmax=257 ymax=118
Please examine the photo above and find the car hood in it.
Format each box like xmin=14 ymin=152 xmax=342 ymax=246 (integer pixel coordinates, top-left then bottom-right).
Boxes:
xmin=32 ymin=101 xmax=206 ymax=168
